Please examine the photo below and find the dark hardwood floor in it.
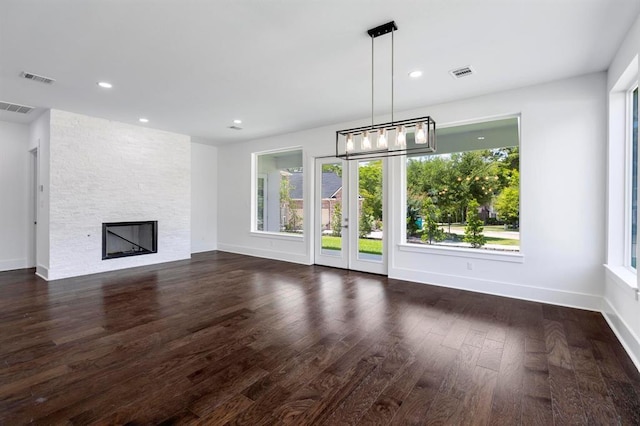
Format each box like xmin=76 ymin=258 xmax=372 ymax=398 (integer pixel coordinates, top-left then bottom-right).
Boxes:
xmin=1 ymin=251 xmax=639 ymax=425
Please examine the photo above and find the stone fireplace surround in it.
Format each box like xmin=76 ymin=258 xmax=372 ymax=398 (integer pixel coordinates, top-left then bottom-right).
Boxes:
xmin=39 ymin=110 xmax=191 ymax=280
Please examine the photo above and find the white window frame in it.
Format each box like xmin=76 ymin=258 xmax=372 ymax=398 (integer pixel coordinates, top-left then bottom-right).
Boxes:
xmin=624 ymin=84 xmax=639 ymax=272
xmin=250 ymin=147 xmax=304 ymax=238
xmin=605 ymin=54 xmax=638 ymax=289
xmin=399 ymin=116 xmax=524 ymax=263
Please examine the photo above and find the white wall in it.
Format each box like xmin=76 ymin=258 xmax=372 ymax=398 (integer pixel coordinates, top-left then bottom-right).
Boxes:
xmin=604 ymin=12 xmax=640 ymax=371
xmin=218 ymin=72 xmax=606 ymax=310
xmin=0 ymin=120 xmax=30 ymax=271
xmin=47 ymin=110 xmax=191 ymax=280
xmin=391 ymin=74 xmax=606 ymax=309
xmin=191 ymin=142 xmax=218 ymax=253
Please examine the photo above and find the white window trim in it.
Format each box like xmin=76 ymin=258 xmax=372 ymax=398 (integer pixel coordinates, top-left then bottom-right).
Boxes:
xmin=399 ymin=119 xmax=522 ymax=259
xmin=251 ymin=146 xmax=304 ymax=235
xmin=606 ymin=53 xmax=638 ymax=290
xmin=624 ymin=84 xmax=639 ymax=273
xmin=398 ymin=242 xmax=524 ymax=263
xmin=250 ymin=230 xmax=304 ymax=241
xmin=605 ymin=264 xmax=638 ymax=291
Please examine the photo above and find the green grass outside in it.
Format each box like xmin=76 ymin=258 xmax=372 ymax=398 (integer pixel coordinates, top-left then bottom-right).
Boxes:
xmin=483 ymin=225 xmax=520 ymax=232
xmin=483 ymin=236 xmax=520 ymax=246
xmin=358 ymin=238 xmax=383 ymax=255
xmin=321 ymin=235 xmax=383 ymax=255
xmin=322 ymin=233 xmax=517 ymax=252
xmin=448 ymin=224 xmax=518 ymax=233
xmin=321 ymin=235 xmax=342 ymax=251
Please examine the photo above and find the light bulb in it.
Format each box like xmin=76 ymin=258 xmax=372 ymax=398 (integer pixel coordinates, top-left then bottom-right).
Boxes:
xmin=396 ymin=126 xmax=406 ymax=147
xmin=346 ymin=133 xmax=354 ymax=152
xmin=362 ymin=131 xmax=371 ymax=150
xmin=415 ymin=123 xmax=427 ymax=144
xmin=377 ymin=129 xmax=388 ymax=149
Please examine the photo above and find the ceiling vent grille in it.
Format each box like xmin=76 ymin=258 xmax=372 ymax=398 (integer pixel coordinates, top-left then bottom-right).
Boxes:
xmin=449 ymin=66 xmax=474 ymax=79
xmin=228 ymin=125 xmax=243 ymax=130
xmin=0 ymin=101 xmax=34 ymax=114
xmin=20 ymin=71 xmax=55 ymax=84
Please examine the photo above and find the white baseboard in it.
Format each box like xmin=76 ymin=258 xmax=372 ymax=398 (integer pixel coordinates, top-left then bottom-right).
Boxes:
xmin=191 ymin=243 xmax=218 ymax=254
xmin=389 ymin=267 xmax=602 ymax=311
xmin=0 ymin=258 xmax=30 ymax=272
xmin=35 ymin=265 xmax=49 ymax=280
xmin=217 ymin=244 xmax=310 ymax=265
xmin=601 ymin=298 xmax=640 ymax=373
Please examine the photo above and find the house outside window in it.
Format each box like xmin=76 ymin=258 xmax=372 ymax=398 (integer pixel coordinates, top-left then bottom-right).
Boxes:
xmin=253 ymin=149 xmax=304 ymax=235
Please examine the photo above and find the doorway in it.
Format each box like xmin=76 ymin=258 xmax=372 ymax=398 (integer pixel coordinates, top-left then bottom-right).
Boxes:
xmin=314 ymin=157 xmax=387 ymax=274
xmin=28 ymin=148 xmax=38 ymax=267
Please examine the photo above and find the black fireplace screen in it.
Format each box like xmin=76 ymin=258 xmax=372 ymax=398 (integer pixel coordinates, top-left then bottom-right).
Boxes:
xmin=102 ymin=221 xmax=158 ymax=260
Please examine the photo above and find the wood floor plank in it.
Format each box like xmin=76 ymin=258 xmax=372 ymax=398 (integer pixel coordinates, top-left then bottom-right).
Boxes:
xmin=544 ymin=318 xmax=573 ymax=369
xmin=487 ymin=319 xmax=525 ymax=425
xmin=462 ymin=366 xmax=499 ymax=426
xmin=389 ymin=340 xmax=459 ymax=425
xmin=192 ymin=394 xmax=254 ymax=425
xmin=602 ymin=377 xmax=640 ymax=425
xmin=591 ymin=338 xmax=634 ymax=382
xmin=548 ymin=364 xmax=587 ymax=425
xmin=0 ymin=252 xmax=638 ymax=425
xmin=476 ymin=338 xmax=504 ymax=372
xmin=521 ymin=395 xmax=554 ymax=425
xmin=569 ymin=346 xmax=620 ymax=425
xmin=359 ymin=332 xmax=447 ymax=426
xmin=320 ymin=341 xmax=414 ymax=425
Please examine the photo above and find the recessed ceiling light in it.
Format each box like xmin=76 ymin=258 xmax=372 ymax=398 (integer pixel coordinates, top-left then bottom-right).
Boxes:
xmin=139 ymin=118 xmax=149 ymax=123
xmin=477 ymin=136 xmax=485 ymax=140
xmin=233 ymin=119 xmax=242 ymax=124
xmin=408 ymin=70 xmax=423 ymax=78
xmin=97 ymin=81 xmax=113 ymax=89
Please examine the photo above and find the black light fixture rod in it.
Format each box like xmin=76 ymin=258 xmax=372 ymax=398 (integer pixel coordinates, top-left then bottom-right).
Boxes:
xmin=367 ymin=21 xmax=398 ymax=38
xmin=371 ymin=35 xmax=374 ymax=129
xmin=391 ymin=27 xmax=394 ymax=125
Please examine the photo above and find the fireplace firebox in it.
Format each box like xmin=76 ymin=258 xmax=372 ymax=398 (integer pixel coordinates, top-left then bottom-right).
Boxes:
xmin=102 ymin=221 xmax=158 ymax=260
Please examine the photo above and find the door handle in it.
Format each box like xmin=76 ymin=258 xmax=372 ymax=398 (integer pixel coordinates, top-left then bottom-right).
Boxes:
xmin=342 ymin=224 xmax=348 ymax=228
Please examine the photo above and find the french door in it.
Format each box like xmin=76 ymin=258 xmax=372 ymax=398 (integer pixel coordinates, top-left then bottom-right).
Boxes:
xmin=314 ymin=157 xmax=387 ymax=275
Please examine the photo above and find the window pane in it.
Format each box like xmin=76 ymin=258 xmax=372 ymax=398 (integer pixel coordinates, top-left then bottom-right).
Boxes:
xmin=632 ymin=87 xmax=638 ymax=268
xmin=255 ymin=149 xmax=303 ymax=234
xmin=320 ymin=162 xmax=343 ymax=256
xmin=358 ymin=160 xmax=383 ymax=261
xmin=406 ymin=146 xmax=519 ymax=252
xmin=257 ymin=176 xmax=266 ymax=231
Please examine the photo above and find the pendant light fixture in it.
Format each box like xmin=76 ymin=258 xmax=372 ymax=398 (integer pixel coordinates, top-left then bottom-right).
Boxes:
xmin=336 ymin=21 xmax=436 ymax=160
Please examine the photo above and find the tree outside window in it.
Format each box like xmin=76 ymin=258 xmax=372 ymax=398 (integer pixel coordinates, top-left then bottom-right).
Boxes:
xmin=406 ymin=146 xmax=520 ymax=251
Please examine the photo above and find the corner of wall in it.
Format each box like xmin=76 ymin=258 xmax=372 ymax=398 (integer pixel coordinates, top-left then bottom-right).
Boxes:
xmin=601 ymin=295 xmax=640 ymax=373
xmin=191 ymin=142 xmax=218 ymax=253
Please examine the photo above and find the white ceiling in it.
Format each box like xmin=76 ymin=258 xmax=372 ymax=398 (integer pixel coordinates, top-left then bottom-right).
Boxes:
xmin=1 ymin=0 xmax=638 ymax=146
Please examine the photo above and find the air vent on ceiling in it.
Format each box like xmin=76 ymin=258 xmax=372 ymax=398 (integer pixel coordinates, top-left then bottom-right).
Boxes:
xmin=20 ymin=71 xmax=55 ymax=84
xmin=449 ymin=66 xmax=474 ymax=79
xmin=228 ymin=125 xmax=243 ymax=130
xmin=0 ymin=101 xmax=34 ymax=114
